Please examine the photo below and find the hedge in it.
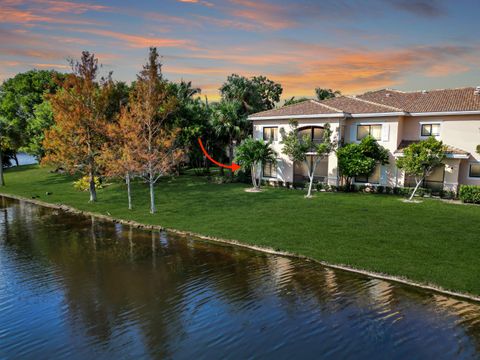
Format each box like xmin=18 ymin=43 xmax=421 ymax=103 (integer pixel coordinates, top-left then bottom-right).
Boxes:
xmin=459 ymin=185 xmax=480 ymax=204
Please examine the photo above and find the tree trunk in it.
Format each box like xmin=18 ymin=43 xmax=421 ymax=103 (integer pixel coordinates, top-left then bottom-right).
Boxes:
xmin=13 ymin=153 xmax=19 ymax=167
xmin=89 ymin=168 xmax=97 ymax=202
xmin=149 ymin=172 xmax=156 ymax=214
xmin=409 ymin=177 xmax=424 ymax=201
xmin=0 ymin=145 xmax=4 ymax=187
xmin=250 ymin=164 xmax=256 ymax=188
xmin=126 ymin=172 xmax=132 ymax=210
xmin=305 ymin=158 xmax=318 ymax=198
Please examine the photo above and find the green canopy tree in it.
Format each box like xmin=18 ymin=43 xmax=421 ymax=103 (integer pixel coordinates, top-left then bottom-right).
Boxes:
xmin=315 ymin=88 xmax=341 ymax=101
xmin=220 ymin=74 xmax=282 ymax=116
xmin=396 ymin=137 xmax=446 ymax=201
xmin=337 ymin=136 xmax=389 ymax=188
xmin=235 ymin=137 xmax=277 ymax=190
xmin=211 ymin=100 xmax=247 ymax=177
xmin=0 ymin=70 xmax=63 ymax=161
xmin=281 ymin=121 xmax=336 ymax=198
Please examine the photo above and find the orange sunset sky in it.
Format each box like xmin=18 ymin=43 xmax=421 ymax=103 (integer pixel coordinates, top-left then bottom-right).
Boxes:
xmin=1 ymin=0 xmax=479 ymax=101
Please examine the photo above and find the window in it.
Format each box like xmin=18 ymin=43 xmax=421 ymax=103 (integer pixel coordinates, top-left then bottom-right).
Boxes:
xmin=421 ymin=123 xmax=440 ymax=137
xmin=355 ymin=164 xmax=381 ymax=184
xmin=357 ymin=124 xmax=382 ymax=140
xmin=263 ymin=127 xmax=278 ymax=142
xmin=297 ymin=126 xmax=325 ymax=143
xmin=263 ymin=161 xmax=277 ymax=178
xmin=469 ymin=163 xmax=480 ymax=178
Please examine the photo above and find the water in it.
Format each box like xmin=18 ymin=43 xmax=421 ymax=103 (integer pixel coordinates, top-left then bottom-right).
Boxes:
xmin=0 ymin=197 xmax=479 ymax=360
xmin=13 ymin=153 xmax=37 ymax=166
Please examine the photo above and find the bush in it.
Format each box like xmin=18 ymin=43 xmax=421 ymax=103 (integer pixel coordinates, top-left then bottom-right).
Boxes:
xmin=385 ymin=186 xmax=393 ymax=194
xmin=208 ymin=175 xmax=232 ymax=184
xmin=459 ymin=185 xmax=480 ymax=204
xmin=316 ymin=182 xmax=324 ymax=191
xmin=440 ymin=189 xmax=456 ymax=200
xmin=330 ymin=185 xmax=338 ymax=192
xmin=293 ymin=182 xmax=305 ymax=189
xmin=73 ymin=176 xmax=102 ymax=192
xmin=376 ymin=185 xmax=385 ymax=194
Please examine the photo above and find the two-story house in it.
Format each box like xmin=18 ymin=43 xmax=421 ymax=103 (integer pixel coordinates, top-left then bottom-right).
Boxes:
xmin=248 ymin=87 xmax=480 ymax=192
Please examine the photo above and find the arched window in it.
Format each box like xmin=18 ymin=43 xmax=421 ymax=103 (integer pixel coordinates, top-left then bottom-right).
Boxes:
xmin=297 ymin=126 xmax=325 ymax=143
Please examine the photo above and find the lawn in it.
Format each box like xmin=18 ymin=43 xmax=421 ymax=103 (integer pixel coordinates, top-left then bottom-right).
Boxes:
xmin=2 ymin=165 xmax=480 ymax=296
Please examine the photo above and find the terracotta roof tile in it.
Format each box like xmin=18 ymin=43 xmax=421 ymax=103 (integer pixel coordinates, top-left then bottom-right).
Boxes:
xmin=321 ymin=96 xmax=403 ymax=114
xmin=249 ymin=87 xmax=480 ymax=119
xmin=359 ymin=87 xmax=480 ymax=113
xmin=250 ymin=99 xmax=341 ymax=118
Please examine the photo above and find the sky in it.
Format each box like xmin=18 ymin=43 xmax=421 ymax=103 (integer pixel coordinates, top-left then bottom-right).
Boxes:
xmin=1 ymin=0 xmax=480 ymax=101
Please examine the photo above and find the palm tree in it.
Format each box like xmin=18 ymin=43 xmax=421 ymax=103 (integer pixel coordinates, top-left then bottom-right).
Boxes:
xmin=236 ymin=137 xmax=277 ymax=190
xmin=211 ymin=100 xmax=247 ymax=177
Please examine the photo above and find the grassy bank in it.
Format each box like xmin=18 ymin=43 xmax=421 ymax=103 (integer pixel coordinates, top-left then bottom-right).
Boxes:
xmin=3 ymin=165 xmax=480 ymax=296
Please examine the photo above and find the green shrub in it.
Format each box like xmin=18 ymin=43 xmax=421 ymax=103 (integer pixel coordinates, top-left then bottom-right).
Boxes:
xmin=440 ymin=190 xmax=456 ymax=200
xmin=293 ymin=182 xmax=305 ymax=189
xmin=208 ymin=175 xmax=232 ymax=184
xmin=316 ymin=182 xmax=324 ymax=191
xmin=323 ymin=184 xmax=331 ymax=192
xmin=385 ymin=186 xmax=392 ymax=194
xmin=376 ymin=186 xmax=385 ymax=194
xmin=459 ymin=185 xmax=480 ymax=204
xmin=73 ymin=176 xmax=102 ymax=192
xmin=330 ymin=185 xmax=338 ymax=192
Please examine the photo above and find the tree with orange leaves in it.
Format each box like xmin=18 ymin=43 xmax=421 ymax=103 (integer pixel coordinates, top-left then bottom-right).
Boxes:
xmin=100 ymin=106 xmax=142 ymax=210
xmin=43 ymin=52 xmax=110 ymax=202
xmin=123 ymin=47 xmax=183 ymax=214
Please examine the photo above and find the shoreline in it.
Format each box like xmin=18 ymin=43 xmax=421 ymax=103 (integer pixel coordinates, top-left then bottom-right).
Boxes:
xmin=2 ymin=192 xmax=480 ymax=304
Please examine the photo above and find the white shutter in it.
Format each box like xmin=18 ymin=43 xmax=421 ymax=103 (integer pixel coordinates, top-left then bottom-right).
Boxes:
xmin=350 ymin=124 xmax=357 ymax=142
xmin=381 ymin=123 xmax=389 ymax=142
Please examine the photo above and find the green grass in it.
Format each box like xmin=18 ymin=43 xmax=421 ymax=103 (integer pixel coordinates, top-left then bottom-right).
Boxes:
xmin=3 ymin=165 xmax=480 ymax=296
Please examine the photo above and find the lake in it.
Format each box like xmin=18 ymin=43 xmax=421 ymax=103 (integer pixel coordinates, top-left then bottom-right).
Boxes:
xmin=0 ymin=196 xmax=479 ymax=359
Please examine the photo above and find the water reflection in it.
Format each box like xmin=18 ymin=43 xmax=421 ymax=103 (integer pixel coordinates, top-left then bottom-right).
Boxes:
xmin=0 ymin=196 xmax=479 ymax=359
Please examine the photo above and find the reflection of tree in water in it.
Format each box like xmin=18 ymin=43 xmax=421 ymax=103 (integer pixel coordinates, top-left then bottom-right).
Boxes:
xmin=2 ymin=196 xmax=480 ymax=357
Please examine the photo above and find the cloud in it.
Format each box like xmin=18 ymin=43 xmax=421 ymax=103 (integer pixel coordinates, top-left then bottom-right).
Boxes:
xmin=424 ymin=62 xmax=470 ymax=77
xmin=31 ymin=63 xmax=71 ymax=69
xmin=177 ymin=0 xmax=214 ymax=6
xmin=67 ymin=28 xmax=195 ymax=49
xmin=388 ymin=0 xmax=446 ymax=17
xmin=0 ymin=0 xmax=108 ymax=25
xmin=170 ymin=41 xmax=478 ymax=98
xmin=227 ymin=0 xmax=296 ymax=30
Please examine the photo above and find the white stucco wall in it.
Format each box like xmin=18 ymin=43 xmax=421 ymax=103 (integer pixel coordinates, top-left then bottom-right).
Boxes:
xmin=252 ymin=118 xmax=341 ymax=184
xmin=252 ymin=113 xmax=480 ymax=189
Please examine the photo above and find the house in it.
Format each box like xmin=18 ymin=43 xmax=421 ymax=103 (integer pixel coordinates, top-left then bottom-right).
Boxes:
xmin=248 ymin=87 xmax=480 ymax=191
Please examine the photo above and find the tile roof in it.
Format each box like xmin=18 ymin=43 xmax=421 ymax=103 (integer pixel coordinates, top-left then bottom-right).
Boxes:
xmin=249 ymin=87 xmax=480 ymax=119
xmin=395 ymin=140 xmax=469 ymax=156
xmin=249 ymin=99 xmax=342 ymax=118
xmin=358 ymin=87 xmax=480 ymax=113
xmin=322 ymin=96 xmax=404 ymax=114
